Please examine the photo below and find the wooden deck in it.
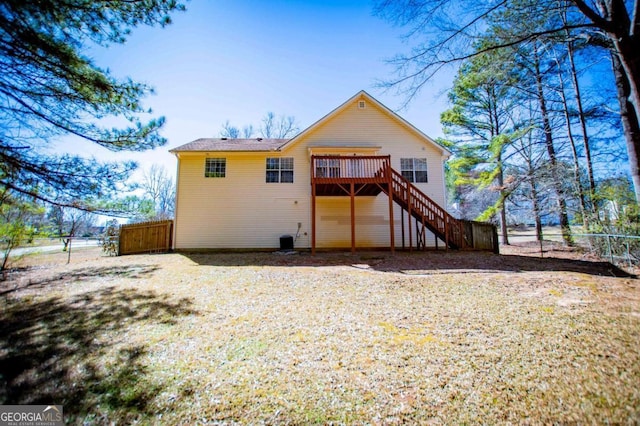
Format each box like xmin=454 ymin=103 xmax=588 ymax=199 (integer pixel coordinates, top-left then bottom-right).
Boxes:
xmin=311 ymin=155 xmax=390 ymax=196
xmin=310 ymin=155 xmax=498 ymax=254
xmin=311 ymin=155 xmax=395 ymax=254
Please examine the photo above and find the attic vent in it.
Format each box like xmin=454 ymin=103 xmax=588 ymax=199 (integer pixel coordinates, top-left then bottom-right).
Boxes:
xmin=358 ymin=100 xmax=366 ymax=109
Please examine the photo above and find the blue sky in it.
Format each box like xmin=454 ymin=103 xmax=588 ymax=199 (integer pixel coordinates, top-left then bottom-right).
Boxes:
xmin=56 ymin=0 xmax=452 ymax=176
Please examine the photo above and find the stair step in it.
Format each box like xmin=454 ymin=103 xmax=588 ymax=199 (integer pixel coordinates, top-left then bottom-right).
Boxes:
xmin=383 ymin=168 xmax=464 ymax=249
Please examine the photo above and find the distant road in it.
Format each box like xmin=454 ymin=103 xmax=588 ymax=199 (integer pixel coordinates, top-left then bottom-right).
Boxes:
xmin=3 ymin=239 xmax=100 ymax=258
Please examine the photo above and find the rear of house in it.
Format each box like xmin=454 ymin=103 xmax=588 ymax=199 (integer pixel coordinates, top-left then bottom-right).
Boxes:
xmin=171 ymin=91 xmax=454 ymax=251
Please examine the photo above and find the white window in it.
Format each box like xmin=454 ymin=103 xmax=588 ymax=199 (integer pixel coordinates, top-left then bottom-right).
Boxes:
xmin=400 ymin=158 xmax=428 ymax=183
xmin=266 ymin=157 xmax=294 ymax=183
xmin=205 ymin=158 xmax=226 ymax=178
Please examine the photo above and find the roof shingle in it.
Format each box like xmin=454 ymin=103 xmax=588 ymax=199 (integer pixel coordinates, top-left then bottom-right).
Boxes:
xmin=170 ymin=138 xmax=289 ymax=153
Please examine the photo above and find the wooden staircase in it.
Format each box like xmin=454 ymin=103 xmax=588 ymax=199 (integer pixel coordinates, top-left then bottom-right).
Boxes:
xmin=385 ymin=168 xmax=466 ymax=250
xmin=310 ymin=155 xmax=497 ymax=253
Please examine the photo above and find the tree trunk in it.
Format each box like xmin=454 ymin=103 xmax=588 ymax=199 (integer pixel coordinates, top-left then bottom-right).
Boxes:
xmin=610 ymin=32 xmax=640 ymax=202
xmin=561 ymin=10 xmax=596 ymax=204
xmin=524 ymin=131 xmax=544 ymax=241
xmin=492 ymin=97 xmax=510 ymax=245
xmin=497 ymin=164 xmax=510 ymax=245
xmin=566 ymin=40 xmax=596 ymax=198
xmin=611 ymin=52 xmax=640 ymax=202
xmin=612 ymin=36 xmax=640 ymax=146
xmin=1 ymin=247 xmax=10 ymax=271
xmin=574 ymin=0 xmax=640 ymax=201
xmin=555 ymin=55 xmax=589 ymax=230
xmin=533 ymin=42 xmax=573 ymax=246
xmin=530 ymin=177 xmax=544 ymax=241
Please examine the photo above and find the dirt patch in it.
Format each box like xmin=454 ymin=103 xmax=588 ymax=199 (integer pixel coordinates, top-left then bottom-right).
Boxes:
xmin=1 ymin=245 xmax=639 ymax=424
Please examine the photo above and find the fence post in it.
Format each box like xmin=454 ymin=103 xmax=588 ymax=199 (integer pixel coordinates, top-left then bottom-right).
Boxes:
xmin=566 ymin=233 xmax=638 ymax=268
xmin=539 ymin=238 xmax=544 ymax=258
xmin=606 ymin=235 xmax=613 ymax=263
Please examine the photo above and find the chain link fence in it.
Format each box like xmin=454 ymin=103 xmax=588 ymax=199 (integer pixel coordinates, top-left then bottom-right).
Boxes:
xmin=502 ymin=228 xmax=640 ymax=269
xmin=574 ymin=233 xmax=640 ymax=267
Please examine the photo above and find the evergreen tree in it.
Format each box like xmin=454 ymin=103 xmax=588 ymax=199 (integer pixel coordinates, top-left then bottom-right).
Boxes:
xmin=441 ymin=47 xmax=519 ymax=244
xmin=0 ymin=0 xmax=185 ymax=211
xmin=375 ymin=0 xmax=640 ymax=201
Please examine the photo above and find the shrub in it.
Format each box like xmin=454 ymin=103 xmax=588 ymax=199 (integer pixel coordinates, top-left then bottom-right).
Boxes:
xmin=100 ymin=220 xmax=120 ymax=256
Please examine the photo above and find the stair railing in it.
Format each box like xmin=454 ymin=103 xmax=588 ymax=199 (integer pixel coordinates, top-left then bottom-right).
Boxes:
xmin=388 ymin=168 xmax=466 ymax=249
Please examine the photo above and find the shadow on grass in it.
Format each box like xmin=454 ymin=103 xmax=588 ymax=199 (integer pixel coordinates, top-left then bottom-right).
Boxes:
xmin=0 ymin=286 xmax=196 ymax=423
xmin=0 ymin=264 xmax=161 ymax=295
xmin=181 ymin=249 xmax=635 ymax=278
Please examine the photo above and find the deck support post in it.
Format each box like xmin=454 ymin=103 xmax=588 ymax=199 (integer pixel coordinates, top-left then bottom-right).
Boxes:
xmin=444 ymin=216 xmax=449 ymax=251
xmin=350 ymin=182 xmax=356 ymax=254
xmin=311 ymin=156 xmax=316 ymax=256
xmin=401 ymin=207 xmax=405 ymax=249
xmin=308 ymin=154 xmax=470 ymax=254
xmin=407 ymin=185 xmax=413 ymax=251
xmin=387 ymin=162 xmax=395 ymax=253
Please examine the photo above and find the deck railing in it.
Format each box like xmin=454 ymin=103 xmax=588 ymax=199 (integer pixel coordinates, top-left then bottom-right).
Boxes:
xmin=309 ymin=154 xmax=497 ymax=251
xmin=389 ymin=168 xmax=466 ymax=249
xmin=311 ymin=155 xmax=391 ymax=184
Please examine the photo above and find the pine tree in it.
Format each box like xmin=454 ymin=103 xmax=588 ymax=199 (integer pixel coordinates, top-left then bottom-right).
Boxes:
xmin=0 ymin=0 xmax=185 ymax=211
xmin=441 ymin=47 xmax=519 ymax=244
xmin=375 ymin=0 xmax=640 ymax=201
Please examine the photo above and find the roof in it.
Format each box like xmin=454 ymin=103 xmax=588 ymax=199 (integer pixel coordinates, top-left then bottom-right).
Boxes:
xmin=170 ymin=138 xmax=288 ymax=153
xmin=170 ymin=91 xmax=451 ymax=157
xmin=280 ymin=90 xmax=452 ymax=157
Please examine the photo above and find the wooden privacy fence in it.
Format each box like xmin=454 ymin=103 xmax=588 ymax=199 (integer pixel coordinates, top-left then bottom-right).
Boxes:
xmin=462 ymin=220 xmax=499 ymax=253
xmin=119 ymin=220 xmax=173 ymax=255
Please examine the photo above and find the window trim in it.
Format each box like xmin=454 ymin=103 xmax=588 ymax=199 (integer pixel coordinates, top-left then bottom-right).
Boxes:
xmin=204 ymin=157 xmax=226 ymax=178
xmin=266 ymin=157 xmax=294 ymax=183
xmin=400 ymin=158 xmax=428 ymax=183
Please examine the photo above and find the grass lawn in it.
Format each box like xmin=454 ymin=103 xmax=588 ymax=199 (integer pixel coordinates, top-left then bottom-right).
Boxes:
xmin=1 ymin=245 xmax=639 ymax=424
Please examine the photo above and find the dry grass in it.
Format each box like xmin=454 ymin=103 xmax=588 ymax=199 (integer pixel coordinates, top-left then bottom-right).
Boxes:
xmin=1 ymin=245 xmax=639 ymax=424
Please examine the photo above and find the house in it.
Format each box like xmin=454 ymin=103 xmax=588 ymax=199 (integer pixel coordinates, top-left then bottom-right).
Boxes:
xmin=170 ymin=91 xmax=496 ymax=253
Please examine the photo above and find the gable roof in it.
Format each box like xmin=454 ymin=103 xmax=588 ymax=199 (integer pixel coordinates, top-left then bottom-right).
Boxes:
xmin=171 ymin=138 xmax=287 ymax=153
xmin=279 ymin=90 xmax=452 ymax=157
xmin=170 ymin=91 xmax=450 ymax=156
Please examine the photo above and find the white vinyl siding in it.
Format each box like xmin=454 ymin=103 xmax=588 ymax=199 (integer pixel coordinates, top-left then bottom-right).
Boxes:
xmin=289 ymin=100 xmax=445 ymax=248
xmin=175 ymin=154 xmax=310 ymax=249
xmin=174 ymin=95 xmax=447 ymax=250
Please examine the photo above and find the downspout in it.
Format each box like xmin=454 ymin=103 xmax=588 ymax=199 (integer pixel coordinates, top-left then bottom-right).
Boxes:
xmin=172 ymin=153 xmax=181 ymax=250
xmin=442 ymin=154 xmax=449 ymax=248
xmin=311 ymin=155 xmax=316 ymax=255
xmin=441 ymin=154 xmax=449 ymax=209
